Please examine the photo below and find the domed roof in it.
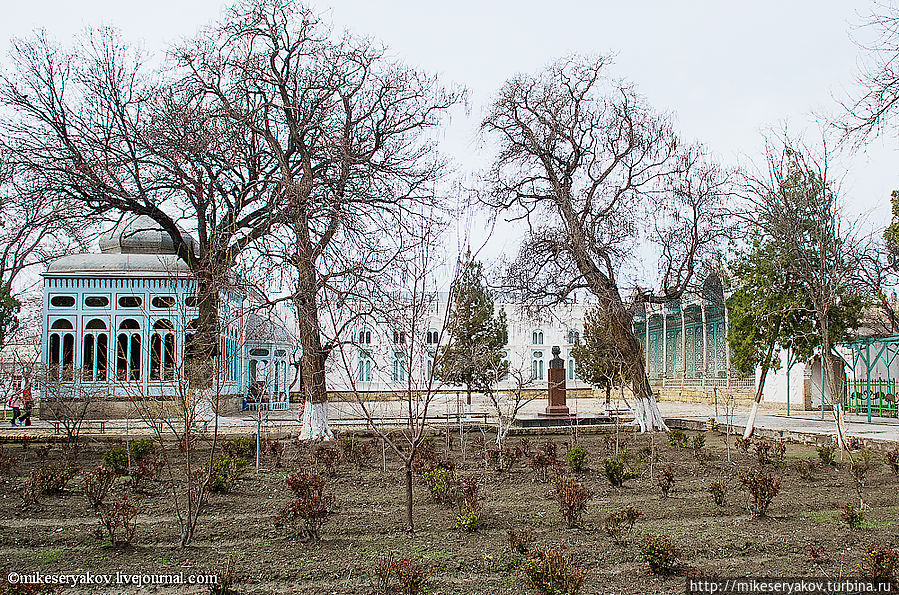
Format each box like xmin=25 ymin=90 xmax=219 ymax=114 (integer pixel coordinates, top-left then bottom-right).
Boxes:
xmin=98 ymin=214 xmax=196 ymax=255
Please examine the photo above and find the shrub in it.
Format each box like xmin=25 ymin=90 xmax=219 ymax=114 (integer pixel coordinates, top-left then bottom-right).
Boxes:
xmin=817 ymin=444 xmax=836 ymax=466
xmin=735 ymin=436 xmax=752 ymax=454
xmin=708 ymin=479 xmax=728 ymax=507
xmin=454 ymin=475 xmax=481 ymax=532
xmin=0 ymin=447 xmax=18 ymax=475
xmin=82 ymin=466 xmax=117 ymax=509
xmin=103 ymin=446 xmax=130 ymax=476
xmin=640 ymin=534 xmax=681 ymax=575
xmin=262 ymin=438 xmax=285 ymax=468
xmin=602 ymin=451 xmax=636 ymax=487
xmin=411 ymin=439 xmax=441 ymax=474
xmin=840 ymin=502 xmax=866 ymax=529
xmin=657 ymin=465 xmax=675 ymax=497
xmin=206 ymin=456 xmax=247 ymax=494
xmin=128 ymin=449 xmax=165 ymax=493
xmin=25 ymin=464 xmax=77 ymax=500
xmin=565 ymin=447 xmax=588 ymax=473
xmin=860 ymin=544 xmax=899 ymax=580
xmin=849 ymin=449 xmax=876 ymax=488
xmin=667 ymin=429 xmax=689 ymax=448
xmin=93 ymin=493 xmax=138 ymax=545
xmin=793 ymin=458 xmax=817 ymax=480
xmin=691 ymin=434 xmax=706 ymax=458
xmin=519 ymin=546 xmax=588 ymax=595
xmin=771 ymin=441 xmax=786 ymax=466
xmin=530 ymin=450 xmax=557 ymax=483
xmin=223 ymin=436 xmax=255 ymax=461
xmin=500 ymin=444 xmax=523 ymax=471
xmin=340 ymin=436 xmax=371 ymax=469
xmin=886 ymin=448 xmax=899 ymax=475
xmin=754 ymin=440 xmax=773 ymax=466
xmin=540 ymin=439 xmax=558 ymax=460
xmin=557 ymin=477 xmax=592 ymax=529
xmin=738 ymin=467 xmax=781 ymax=518
xmin=313 ymin=444 xmax=340 ymax=476
xmin=373 ymin=554 xmax=430 ymax=595
xmin=279 ymin=468 xmax=333 ymax=542
xmin=423 ymin=465 xmax=458 ymax=505
xmin=508 ymin=527 xmax=534 ymax=555
xmin=519 ymin=437 xmax=532 ymax=457
xmin=128 ymin=439 xmax=156 ymax=463
xmin=604 ymin=505 xmax=641 ymax=538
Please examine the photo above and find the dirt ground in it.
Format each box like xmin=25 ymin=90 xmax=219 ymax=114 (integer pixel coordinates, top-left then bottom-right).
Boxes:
xmin=0 ymin=426 xmax=897 ymax=594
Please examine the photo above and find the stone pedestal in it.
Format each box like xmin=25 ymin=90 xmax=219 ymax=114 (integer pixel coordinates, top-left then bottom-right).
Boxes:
xmin=545 ymin=367 xmax=569 ymax=416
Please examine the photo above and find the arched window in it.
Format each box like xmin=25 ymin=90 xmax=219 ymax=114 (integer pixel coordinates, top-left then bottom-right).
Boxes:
xmin=150 ymin=319 xmax=175 ymax=381
xmin=358 ymin=328 xmax=372 ymax=345
xmin=357 ymin=350 xmax=372 ymax=382
xmin=426 ymin=329 xmax=439 ymax=345
xmin=426 ymin=353 xmax=435 ymax=380
xmin=82 ymin=319 xmax=108 ymax=381
xmin=48 ymin=318 xmax=75 ymax=381
xmin=392 ymin=329 xmax=406 ymax=344
xmin=532 ymin=330 xmax=544 ymax=345
xmin=567 ymin=329 xmax=580 ymax=345
xmin=116 ymin=319 xmax=141 ymax=381
xmin=392 ymin=351 xmax=406 ymax=382
xmin=532 ymin=351 xmax=544 ymax=381
xmin=568 ymin=353 xmax=577 ymax=381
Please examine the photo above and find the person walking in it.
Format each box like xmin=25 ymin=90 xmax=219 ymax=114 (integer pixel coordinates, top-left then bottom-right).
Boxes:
xmin=20 ymin=383 xmax=33 ymax=426
xmin=6 ymin=391 xmax=23 ymax=426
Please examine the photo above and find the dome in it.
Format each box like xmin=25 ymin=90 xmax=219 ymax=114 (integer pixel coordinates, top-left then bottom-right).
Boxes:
xmin=98 ymin=214 xmax=196 ymax=255
xmin=44 ymin=253 xmax=192 ymax=277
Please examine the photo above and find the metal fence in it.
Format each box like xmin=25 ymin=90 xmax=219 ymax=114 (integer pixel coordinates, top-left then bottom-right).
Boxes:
xmin=843 ymin=378 xmax=898 ymax=418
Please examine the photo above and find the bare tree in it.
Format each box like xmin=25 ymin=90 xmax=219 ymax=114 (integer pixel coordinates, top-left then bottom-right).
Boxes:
xmin=480 ymin=55 xmax=731 ymax=431
xmin=486 ymin=353 xmax=536 ymax=449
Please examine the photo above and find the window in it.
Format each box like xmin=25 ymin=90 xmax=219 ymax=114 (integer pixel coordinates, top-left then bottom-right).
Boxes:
xmin=116 ymin=319 xmax=141 ymax=381
xmin=426 ymin=353 xmax=435 ymax=381
xmin=392 ymin=351 xmax=407 ymax=382
xmin=358 ymin=328 xmax=372 ymax=345
xmin=275 ymin=349 xmax=286 ymax=357
xmin=567 ymin=329 xmax=580 ymax=345
xmin=49 ymin=295 xmax=76 ymax=308
xmin=249 ymin=348 xmax=270 ymax=357
xmin=151 ymin=296 xmax=176 ymax=309
xmin=84 ymin=295 xmax=110 ymax=308
xmin=357 ymin=350 xmax=372 ymax=382
xmin=426 ymin=329 xmax=439 ymax=345
xmin=532 ymin=330 xmax=544 ymax=345
xmin=392 ymin=329 xmax=406 ymax=344
xmin=48 ymin=319 xmax=75 ymax=381
xmin=568 ymin=354 xmax=577 ymax=381
xmin=185 ymin=295 xmax=198 ymax=308
xmin=150 ymin=319 xmax=175 ymax=381
xmin=532 ymin=351 xmax=544 ymax=381
xmin=82 ymin=319 xmax=108 ymax=381
xmin=118 ymin=296 xmax=142 ymax=308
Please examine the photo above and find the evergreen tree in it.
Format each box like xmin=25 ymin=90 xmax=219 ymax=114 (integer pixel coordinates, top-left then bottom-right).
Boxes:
xmin=0 ymin=282 xmax=20 ymax=348
xmin=571 ymin=306 xmax=626 ymax=403
xmin=435 ymin=253 xmax=508 ymax=404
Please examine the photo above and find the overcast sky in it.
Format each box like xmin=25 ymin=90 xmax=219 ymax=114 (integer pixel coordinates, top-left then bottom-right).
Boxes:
xmin=2 ymin=0 xmax=896 ymax=260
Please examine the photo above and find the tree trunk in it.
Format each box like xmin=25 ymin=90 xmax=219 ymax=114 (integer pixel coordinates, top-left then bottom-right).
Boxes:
xmin=609 ymin=308 xmax=667 ymax=432
xmin=295 ymin=247 xmax=332 ymax=441
xmin=404 ymin=460 xmax=414 ymax=534
xmin=187 ymin=270 xmax=221 ymax=423
xmin=743 ymin=337 xmax=779 ymax=439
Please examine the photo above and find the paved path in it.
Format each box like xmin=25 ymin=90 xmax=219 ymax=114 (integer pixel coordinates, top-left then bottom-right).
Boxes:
xmin=2 ymin=396 xmax=898 ymax=444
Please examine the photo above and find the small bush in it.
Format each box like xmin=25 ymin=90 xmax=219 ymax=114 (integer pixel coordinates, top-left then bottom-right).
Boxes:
xmin=656 ymin=465 xmax=675 ymax=497
xmin=885 ymin=448 xmax=899 ymax=475
xmin=223 ymin=436 xmax=256 ymax=460
xmin=557 ymin=477 xmax=592 ymax=529
xmin=708 ymin=479 xmax=728 ymax=507
xmin=565 ymin=447 xmax=588 ymax=473
xmin=770 ymin=441 xmax=786 ymax=466
xmin=691 ymin=434 xmax=706 ymax=451
xmin=128 ymin=449 xmax=165 ymax=493
xmin=454 ymin=475 xmax=481 ymax=532
xmin=604 ymin=505 xmax=641 ymax=538
xmin=817 ymin=444 xmax=836 ymax=466
xmin=860 ymin=544 xmax=899 ymax=580
xmin=738 ymin=467 xmax=781 ymax=518
xmin=840 ymin=502 xmax=866 ymax=529
xmin=530 ymin=451 xmax=557 ymax=483
xmin=667 ymin=429 xmax=689 ymax=448
xmin=278 ymin=468 xmax=333 ymax=542
xmin=540 ymin=439 xmax=558 ymax=460
xmin=93 ymin=493 xmax=138 ymax=545
xmin=128 ymin=439 xmax=156 ymax=463
xmin=340 ymin=436 xmax=371 ymax=469
xmin=206 ymin=456 xmax=247 ymax=494
xmin=519 ymin=437 xmax=532 ymax=457
xmin=793 ymin=458 xmax=817 ymax=480
xmin=373 ymin=554 xmax=430 ymax=595
xmin=313 ymin=444 xmax=340 ymax=476
xmin=262 ymin=438 xmax=285 ymax=468
xmin=602 ymin=451 xmax=636 ymax=487
xmin=519 ymin=546 xmax=588 ymax=595
xmin=103 ymin=447 xmax=130 ymax=476
xmin=640 ymin=534 xmax=681 ymax=575
xmin=423 ymin=465 xmax=458 ymax=505
xmin=82 ymin=466 xmax=117 ymax=509
xmin=508 ymin=527 xmax=534 ymax=555
xmin=455 ymin=507 xmax=480 ymax=532
xmin=849 ymin=449 xmax=876 ymax=488
xmin=754 ymin=440 xmax=773 ymax=466
xmin=24 ymin=464 xmax=77 ymax=502
xmin=0 ymin=447 xmax=19 ymax=475
xmin=735 ymin=436 xmax=752 ymax=454
xmin=500 ymin=444 xmax=523 ymax=471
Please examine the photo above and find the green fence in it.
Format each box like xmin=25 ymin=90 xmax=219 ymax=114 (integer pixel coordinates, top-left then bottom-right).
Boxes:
xmin=843 ymin=378 xmax=899 ymax=418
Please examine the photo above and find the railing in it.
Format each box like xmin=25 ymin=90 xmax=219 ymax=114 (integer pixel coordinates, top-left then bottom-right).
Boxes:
xmin=843 ymin=378 xmax=898 ymax=418
xmin=650 ymin=377 xmax=755 ymax=389
xmin=243 ymin=401 xmax=290 ymax=412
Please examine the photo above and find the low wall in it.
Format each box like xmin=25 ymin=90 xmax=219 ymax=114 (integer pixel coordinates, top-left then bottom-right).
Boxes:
xmin=39 ymin=395 xmax=244 ymax=420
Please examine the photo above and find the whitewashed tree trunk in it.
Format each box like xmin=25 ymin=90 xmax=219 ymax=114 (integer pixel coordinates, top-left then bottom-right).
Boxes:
xmin=299 ymin=397 xmax=333 ymax=440
xmin=742 ymin=401 xmax=760 ymax=440
xmin=632 ymin=395 xmax=668 ymax=432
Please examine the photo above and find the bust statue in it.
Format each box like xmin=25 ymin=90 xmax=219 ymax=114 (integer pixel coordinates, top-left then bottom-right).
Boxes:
xmin=549 ymin=345 xmax=564 ymax=369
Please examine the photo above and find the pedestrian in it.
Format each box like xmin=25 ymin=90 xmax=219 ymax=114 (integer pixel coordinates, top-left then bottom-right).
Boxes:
xmin=6 ymin=391 xmax=23 ymax=426
xmin=20 ymin=383 xmax=33 ymax=427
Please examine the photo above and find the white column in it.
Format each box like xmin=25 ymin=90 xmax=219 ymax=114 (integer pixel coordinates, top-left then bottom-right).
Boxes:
xmin=702 ymin=302 xmax=708 ymax=388
xmin=662 ymin=309 xmax=668 ymax=383
xmin=680 ymin=304 xmax=687 ymax=380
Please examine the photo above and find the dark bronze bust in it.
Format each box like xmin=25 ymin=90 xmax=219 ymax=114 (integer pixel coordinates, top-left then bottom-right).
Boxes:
xmin=549 ymin=345 xmax=564 ymax=369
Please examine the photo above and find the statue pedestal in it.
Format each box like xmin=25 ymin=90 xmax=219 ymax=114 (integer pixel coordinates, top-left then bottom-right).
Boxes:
xmin=545 ymin=367 xmax=569 ymax=416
